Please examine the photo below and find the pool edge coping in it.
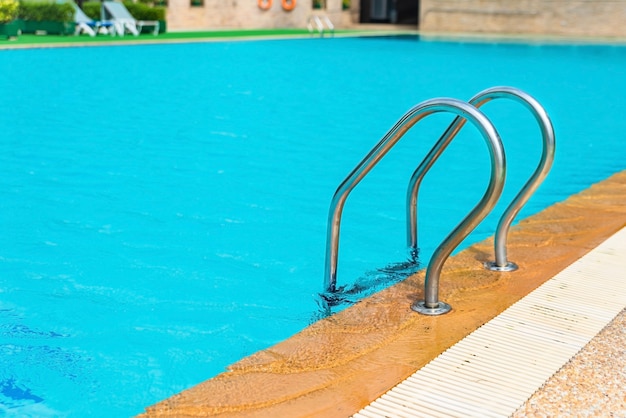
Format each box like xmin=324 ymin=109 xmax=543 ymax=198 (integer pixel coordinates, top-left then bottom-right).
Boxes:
xmin=355 ymin=225 xmax=626 ymax=417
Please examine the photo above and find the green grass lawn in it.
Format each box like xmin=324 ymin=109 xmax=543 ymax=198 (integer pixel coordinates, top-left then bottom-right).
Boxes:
xmin=0 ymin=27 xmax=383 ymax=48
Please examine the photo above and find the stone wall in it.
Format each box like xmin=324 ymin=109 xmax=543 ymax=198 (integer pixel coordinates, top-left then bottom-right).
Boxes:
xmin=166 ymin=0 xmax=352 ymax=32
xmin=419 ymin=0 xmax=626 ymax=38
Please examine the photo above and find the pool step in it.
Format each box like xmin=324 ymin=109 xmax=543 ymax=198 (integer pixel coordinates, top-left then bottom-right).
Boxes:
xmin=354 ymin=226 xmax=626 ymax=418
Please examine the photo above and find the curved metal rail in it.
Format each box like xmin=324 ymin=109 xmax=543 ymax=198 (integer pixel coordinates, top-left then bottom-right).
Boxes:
xmin=324 ymin=98 xmax=506 ymax=315
xmin=307 ymin=15 xmax=334 ymax=37
xmin=406 ymin=86 xmax=555 ymax=271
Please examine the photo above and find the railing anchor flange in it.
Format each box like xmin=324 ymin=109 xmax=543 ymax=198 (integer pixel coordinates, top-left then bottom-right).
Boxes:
xmin=411 ymin=300 xmax=452 ymax=316
xmin=484 ymin=261 xmax=518 ymax=272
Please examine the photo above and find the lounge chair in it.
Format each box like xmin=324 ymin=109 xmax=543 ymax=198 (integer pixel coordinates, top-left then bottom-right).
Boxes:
xmin=54 ymin=0 xmax=114 ymax=36
xmin=72 ymin=2 xmax=115 ymax=36
xmin=101 ymin=1 xmax=159 ymax=36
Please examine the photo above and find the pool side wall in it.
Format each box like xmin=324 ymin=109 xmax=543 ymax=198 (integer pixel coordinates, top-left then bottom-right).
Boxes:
xmin=419 ymin=0 xmax=626 ymax=38
xmin=141 ymin=171 xmax=626 ymax=417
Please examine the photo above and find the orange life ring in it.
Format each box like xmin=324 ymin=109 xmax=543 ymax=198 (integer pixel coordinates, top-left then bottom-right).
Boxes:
xmin=258 ymin=0 xmax=271 ymax=10
xmin=281 ymin=0 xmax=296 ymax=11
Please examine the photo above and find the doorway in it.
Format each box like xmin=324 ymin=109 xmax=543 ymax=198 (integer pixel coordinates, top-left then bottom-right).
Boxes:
xmin=360 ymin=0 xmax=419 ymax=25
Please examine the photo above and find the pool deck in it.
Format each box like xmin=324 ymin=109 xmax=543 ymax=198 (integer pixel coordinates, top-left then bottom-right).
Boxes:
xmin=512 ymin=308 xmax=626 ymax=417
xmin=3 ymin=26 xmax=626 ymax=51
xmin=355 ymin=226 xmax=626 ymax=417
xmin=140 ymin=170 xmax=626 ymax=417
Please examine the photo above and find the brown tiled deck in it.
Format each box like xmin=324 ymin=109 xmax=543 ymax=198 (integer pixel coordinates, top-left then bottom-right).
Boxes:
xmin=141 ymin=170 xmax=626 ymax=417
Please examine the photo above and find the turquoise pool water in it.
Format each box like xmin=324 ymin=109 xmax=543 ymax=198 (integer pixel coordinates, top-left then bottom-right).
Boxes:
xmin=1 ymin=36 xmax=625 ymax=416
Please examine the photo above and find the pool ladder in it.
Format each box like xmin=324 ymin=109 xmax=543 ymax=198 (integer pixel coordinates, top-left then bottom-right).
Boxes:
xmin=307 ymin=15 xmax=334 ymax=37
xmin=324 ymin=86 xmax=555 ymax=315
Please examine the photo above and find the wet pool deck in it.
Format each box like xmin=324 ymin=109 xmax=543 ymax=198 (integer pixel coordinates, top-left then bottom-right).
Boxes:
xmin=140 ymin=170 xmax=626 ymax=417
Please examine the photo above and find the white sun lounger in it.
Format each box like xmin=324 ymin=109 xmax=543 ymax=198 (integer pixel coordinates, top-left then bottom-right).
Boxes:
xmin=55 ymin=0 xmax=114 ymax=36
xmin=72 ymin=2 xmax=115 ymax=36
xmin=101 ymin=1 xmax=159 ymax=36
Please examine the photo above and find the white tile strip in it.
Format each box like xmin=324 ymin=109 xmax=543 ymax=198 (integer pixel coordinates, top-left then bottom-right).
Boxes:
xmin=354 ymin=227 xmax=626 ymax=418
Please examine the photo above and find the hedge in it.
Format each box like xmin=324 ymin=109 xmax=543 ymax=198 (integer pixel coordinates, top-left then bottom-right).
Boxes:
xmin=123 ymin=2 xmax=165 ymax=21
xmin=18 ymin=1 xmax=74 ymax=22
xmin=82 ymin=1 xmax=165 ymax=22
xmin=81 ymin=1 xmax=98 ymax=20
xmin=0 ymin=0 xmax=19 ymax=23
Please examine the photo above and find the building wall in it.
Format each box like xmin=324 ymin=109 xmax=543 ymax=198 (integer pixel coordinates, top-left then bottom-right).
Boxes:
xmin=419 ymin=0 xmax=626 ymax=37
xmin=165 ymin=0 xmax=626 ymax=37
xmin=166 ymin=0 xmax=353 ymax=31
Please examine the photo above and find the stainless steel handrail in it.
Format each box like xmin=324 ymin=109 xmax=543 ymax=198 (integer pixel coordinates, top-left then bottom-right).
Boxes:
xmin=324 ymin=98 xmax=506 ymax=315
xmin=322 ymin=16 xmax=334 ymax=36
xmin=307 ymin=15 xmax=334 ymax=37
xmin=406 ymin=87 xmax=555 ymax=272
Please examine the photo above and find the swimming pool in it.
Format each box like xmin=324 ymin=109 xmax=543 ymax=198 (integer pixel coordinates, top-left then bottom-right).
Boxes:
xmin=1 ymin=36 xmax=625 ymax=417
